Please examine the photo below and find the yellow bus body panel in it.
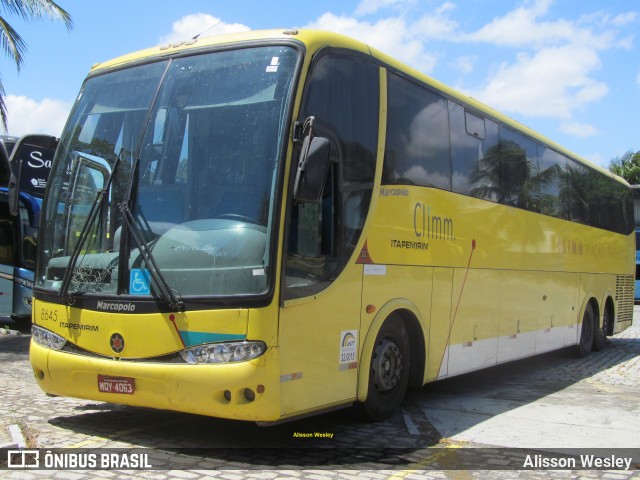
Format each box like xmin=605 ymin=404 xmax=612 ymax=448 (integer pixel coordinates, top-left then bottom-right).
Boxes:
xmin=30 ymin=340 xmax=281 ymax=421
xmin=357 ymin=185 xmax=634 ymax=382
xmin=30 ymin=297 xmax=284 ymax=421
xmin=32 ymin=298 xmax=250 ymax=358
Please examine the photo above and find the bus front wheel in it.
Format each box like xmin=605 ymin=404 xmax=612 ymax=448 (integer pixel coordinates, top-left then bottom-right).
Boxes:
xmin=362 ymin=315 xmax=410 ymax=421
xmin=577 ymin=303 xmax=595 ymax=357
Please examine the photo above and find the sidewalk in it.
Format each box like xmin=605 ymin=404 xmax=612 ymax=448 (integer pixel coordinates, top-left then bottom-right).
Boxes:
xmin=422 ymin=320 xmax=640 ymax=449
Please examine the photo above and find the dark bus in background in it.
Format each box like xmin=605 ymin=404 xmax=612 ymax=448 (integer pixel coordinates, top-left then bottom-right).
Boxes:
xmin=0 ymin=134 xmax=57 ymax=325
xmin=633 ymin=186 xmax=640 ymax=302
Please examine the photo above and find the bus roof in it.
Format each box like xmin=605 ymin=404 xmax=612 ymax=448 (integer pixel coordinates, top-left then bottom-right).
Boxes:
xmin=89 ymin=28 xmax=625 ymax=187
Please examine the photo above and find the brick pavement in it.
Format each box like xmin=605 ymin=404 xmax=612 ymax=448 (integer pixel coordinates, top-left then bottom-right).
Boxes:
xmin=1 ymin=313 xmax=640 ymax=479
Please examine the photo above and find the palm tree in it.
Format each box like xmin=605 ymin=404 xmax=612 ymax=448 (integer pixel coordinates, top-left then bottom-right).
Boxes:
xmin=0 ymin=0 xmax=73 ymax=130
xmin=609 ymin=150 xmax=640 ymax=185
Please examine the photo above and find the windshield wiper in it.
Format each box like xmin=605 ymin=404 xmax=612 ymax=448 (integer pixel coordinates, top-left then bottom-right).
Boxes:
xmin=119 ymin=203 xmax=183 ymax=311
xmin=59 ymin=151 xmax=123 ymax=303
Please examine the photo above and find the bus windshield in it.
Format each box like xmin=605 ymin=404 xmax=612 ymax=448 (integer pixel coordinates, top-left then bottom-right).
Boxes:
xmin=36 ymin=45 xmax=298 ymax=300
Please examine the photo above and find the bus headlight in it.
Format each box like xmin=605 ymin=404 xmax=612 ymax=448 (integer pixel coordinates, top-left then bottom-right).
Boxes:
xmin=32 ymin=325 xmax=67 ymax=351
xmin=180 ymin=341 xmax=266 ymax=364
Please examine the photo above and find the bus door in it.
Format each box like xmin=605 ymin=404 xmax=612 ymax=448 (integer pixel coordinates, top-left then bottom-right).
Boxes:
xmin=0 ymin=143 xmax=16 ymax=320
xmin=0 ymin=191 xmax=40 ymax=321
xmin=0 ymin=134 xmax=57 ymax=321
xmin=0 ymin=216 xmax=16 ymax=319
xmin=279 ymin=52 xmax=379 ymax=417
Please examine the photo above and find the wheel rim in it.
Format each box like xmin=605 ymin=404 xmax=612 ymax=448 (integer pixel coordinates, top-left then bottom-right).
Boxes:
xmin=372 ymin=338 xmax=402 ymax=392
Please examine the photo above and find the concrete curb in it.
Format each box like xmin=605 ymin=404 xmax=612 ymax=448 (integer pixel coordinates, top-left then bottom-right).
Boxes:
xmin=0 ymin=328 xmax=23 ymax=336
xmin=0 ymin=424 xmax=27 ymax=449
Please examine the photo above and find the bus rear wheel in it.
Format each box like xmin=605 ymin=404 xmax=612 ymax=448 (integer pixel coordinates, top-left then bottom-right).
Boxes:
xmin=362 ymin=315 xmax=410 ymax=421
xmin=577 ymin=303 xmax=595 ymax=357
xmin=593 ymin=304 xmax=611 ymax=351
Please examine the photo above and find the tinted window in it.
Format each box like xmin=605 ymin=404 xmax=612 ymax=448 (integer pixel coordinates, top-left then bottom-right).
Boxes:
xmin=538 ymin=146 xmax=569 ymax=219
xmin=450 ymin=102 xmax=499 ymax=196
xmin=381 ymin=75 xmax=634 ymax=235
xmin=607 ymin=177 xmax=633 ymax=234
xmin=588 ymin=168 xmax=610 ymax=230
xmin=496 ymin=127 xmax=538 ymax=210
xmin=303 ymin=55 xmax=378 ymax=186
xmin=566 ymin=159 xmax=591 ymax=225
xmin=383 ymin=73 xmax=450 ymax=190
xmin=287 ymin=53 xmax=379 ymax=299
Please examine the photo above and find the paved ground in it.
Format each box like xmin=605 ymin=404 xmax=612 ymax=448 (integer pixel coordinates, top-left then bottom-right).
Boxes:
xmin=1 ymin=308 xmax=639 ymax=479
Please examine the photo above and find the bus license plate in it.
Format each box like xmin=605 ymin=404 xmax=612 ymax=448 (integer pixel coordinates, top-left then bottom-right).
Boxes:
xmin=98 ymin=375 xmax=135 ymax=394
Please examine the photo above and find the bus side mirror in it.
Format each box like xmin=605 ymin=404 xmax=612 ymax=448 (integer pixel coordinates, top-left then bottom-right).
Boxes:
xmin=293 ymin=135 xmax=330 ymax=204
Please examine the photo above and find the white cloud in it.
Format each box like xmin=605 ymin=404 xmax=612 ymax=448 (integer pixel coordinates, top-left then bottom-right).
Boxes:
xmin=306 ymin=1 xmax=630 ymax=125
xmin=610 ymin=11 xmax=638 ymax=26
xmin=159 ymin=14 xmax=250 ymax=45
xmin=467 ymin=45 xmax=608 ymax=119
xmin=559 ymin=121 xmax=598 ymax=138
xmin=454 ymin=1 xmax=634 ymax=123
xmin=464 ymin=0 xmax=614 ymax=50
xmin=451 ymin=56 xmax=476 ymax=74
xmin=581 ymin=11 xmax=639 ymax=27
xmin=5 ymin=95 xmax=71 ymax=137
xmin=355 ymin=0 xmax=415 ymax=16
xmin=305 ymin=13 xmax=437 ymax=73
xmin=410 ymin=9 xmax=459 ymax=40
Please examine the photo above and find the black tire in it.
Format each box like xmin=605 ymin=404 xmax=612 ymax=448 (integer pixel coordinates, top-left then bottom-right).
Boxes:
xmin=577 ymin=303 xmax=595 ymax=357
xmin=362 ymin=316 xmax=410 ymax=421
xmin=593 ymin=304 xmax=611 ymax=351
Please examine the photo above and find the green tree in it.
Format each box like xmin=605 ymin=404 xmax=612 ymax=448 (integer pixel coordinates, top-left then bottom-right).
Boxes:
xmin=609 ymin=150 xmax=640 ymax=185
xmin=0 ymin=0 xmax=73 ymax=129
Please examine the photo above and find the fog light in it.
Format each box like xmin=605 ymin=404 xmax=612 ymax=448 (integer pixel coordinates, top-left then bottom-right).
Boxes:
xmin=244 ymin=388 xmax=256 ymax=402
xmin=223 ymin=390 xmax=232 ymax=402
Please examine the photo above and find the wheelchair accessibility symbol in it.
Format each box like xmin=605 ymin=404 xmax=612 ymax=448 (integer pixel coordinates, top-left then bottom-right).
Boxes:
xmin=130 ymin=269 xmax=151 ymax=295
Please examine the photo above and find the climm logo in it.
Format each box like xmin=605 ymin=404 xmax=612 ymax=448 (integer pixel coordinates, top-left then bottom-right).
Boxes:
xmin=414 ymin=202 xmax=455 ymax=241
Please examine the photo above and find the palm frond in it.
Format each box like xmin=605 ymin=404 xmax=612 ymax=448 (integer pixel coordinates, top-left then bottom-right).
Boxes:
xmin=0 ymin=15 xmax=26 ymax=69
xmin=0 ymin=0 xmax=73 ymax=30
xmin=0 ymin=76 xmax=7 ymax=131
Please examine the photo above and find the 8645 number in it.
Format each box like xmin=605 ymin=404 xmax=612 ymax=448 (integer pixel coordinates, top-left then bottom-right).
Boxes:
xmin=40 ymin=308 xmax=59 ymax=322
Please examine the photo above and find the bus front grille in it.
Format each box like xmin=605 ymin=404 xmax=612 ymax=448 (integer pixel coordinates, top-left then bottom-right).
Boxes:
xmin=61 ymin=342 xmax=186 ymax=364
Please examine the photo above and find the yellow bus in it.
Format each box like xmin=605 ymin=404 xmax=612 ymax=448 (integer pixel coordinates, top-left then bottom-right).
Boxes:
xmin=30 ymin=29 xmax=635 ymax=423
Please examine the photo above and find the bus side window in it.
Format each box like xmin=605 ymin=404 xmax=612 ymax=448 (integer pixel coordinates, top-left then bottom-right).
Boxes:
xmin=285 ymin=53 xmax=378 ymax=300
xmin=383 ymin=72 xmax=451 ymax=190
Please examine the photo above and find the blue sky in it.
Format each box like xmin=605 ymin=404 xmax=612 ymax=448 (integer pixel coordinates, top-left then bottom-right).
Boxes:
xmin=1 ymin=0 xmax=638 ymax=168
